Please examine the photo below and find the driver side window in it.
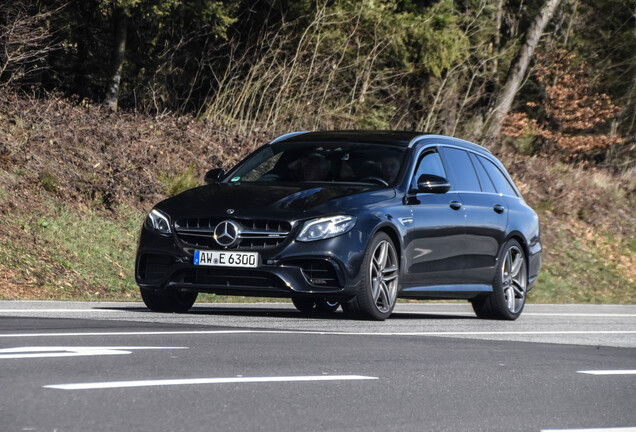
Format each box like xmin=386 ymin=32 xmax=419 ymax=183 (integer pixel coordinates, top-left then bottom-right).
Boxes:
xmin=411 ymin=149 xmax=446 ymax=191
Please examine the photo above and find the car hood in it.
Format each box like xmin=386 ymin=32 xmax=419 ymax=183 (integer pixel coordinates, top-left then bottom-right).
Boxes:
xmin=155 ymin=182 xmax=396 ymax=220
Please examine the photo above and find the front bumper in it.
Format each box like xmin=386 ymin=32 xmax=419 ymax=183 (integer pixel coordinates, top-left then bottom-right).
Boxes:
xmin=135 ymin=225 xmax=366 ymax=299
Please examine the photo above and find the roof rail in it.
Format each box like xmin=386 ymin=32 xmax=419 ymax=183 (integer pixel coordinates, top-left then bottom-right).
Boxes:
xmin=408 ymin=134 xmax=492 ymax=154
xmin=268 ymin=131 xmax=310 ymax=145
xmin=407 ymin=134 xmax=432 ymax=148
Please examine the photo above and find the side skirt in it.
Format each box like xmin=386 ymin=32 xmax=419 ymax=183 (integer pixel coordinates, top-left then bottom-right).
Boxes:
xmin=398 ymin=284 xmax=493 ymax=300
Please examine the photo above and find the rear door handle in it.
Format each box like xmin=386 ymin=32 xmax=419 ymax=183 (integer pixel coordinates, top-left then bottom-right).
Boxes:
xmin=449 ymin=201 xmax=462 ymax=210
xmin=493 ymin=204 xmax=505 ymax=214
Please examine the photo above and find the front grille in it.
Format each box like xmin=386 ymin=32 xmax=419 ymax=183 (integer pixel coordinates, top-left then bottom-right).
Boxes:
xmin=174 ymin=218 xmax=292 ymax=250
xmin=173 ymin=268 xmax=285 ymax=291
xmin=138 ymin=254 xmax=177 ymax=281
xmin=287 ymin=259 xmax=341 ymax=288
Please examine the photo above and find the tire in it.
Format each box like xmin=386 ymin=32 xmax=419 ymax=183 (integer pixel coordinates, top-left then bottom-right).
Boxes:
xmin=471 ymin=239 xmax=527 ymax=320
xmin=140 ymin=288 xmax=197 ymax=313
xmin=292 ymin=298 xmax=340 ymax=315
xmin=342 ymin=232 xmax=399 ymax=321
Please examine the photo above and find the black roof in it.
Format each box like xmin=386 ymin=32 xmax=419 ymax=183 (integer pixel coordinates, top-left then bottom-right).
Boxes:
xmin=277 ymin=130 xmax=423 ymax=146
xmin=271 ymin=130 xmax=491 ymax=154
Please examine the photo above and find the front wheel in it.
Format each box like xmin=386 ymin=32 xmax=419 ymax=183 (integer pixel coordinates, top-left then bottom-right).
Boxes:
xmin=140 ymin=288 xmax=197 ymax=313
xmin=472 ymin=239 xmax=527 ymax=320
xmin=343 ymin=232 xmax=399 ymax=321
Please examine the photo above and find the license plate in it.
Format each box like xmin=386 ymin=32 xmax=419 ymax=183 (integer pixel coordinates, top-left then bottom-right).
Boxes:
xmin=194 ymin=250 xmax=259 ymax=268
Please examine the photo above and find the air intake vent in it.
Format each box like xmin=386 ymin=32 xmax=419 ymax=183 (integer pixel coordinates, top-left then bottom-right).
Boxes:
xmin=138 ymin=254 xmax=177 ymax=281
xmin=288 ymin=259 xmax=341 ymax=288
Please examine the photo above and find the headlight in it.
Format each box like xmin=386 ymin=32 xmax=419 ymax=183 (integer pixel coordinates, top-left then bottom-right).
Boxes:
xmin=145 ymin=209 xmax=172 ymax=235
xmin=297 ymin=215 xmax=356 ymax=242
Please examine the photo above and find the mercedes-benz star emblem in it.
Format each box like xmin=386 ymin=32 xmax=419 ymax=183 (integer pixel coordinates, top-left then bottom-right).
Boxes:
xmin=214 ymin=220 xmax=240 ymax=248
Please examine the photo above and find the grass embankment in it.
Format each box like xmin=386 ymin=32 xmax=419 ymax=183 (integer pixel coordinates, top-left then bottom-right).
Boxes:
xmin=0 ymin=92 xmax=634 ymax=303
xmin=0 ymin=196 xmax=140 ymax=300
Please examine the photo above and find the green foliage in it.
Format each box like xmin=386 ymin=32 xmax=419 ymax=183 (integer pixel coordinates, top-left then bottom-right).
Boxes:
xmin=38 ymin=206 xmax=141 ymax=295
xmin=531 ymin=230 xmax=636 ymax=304
xmin=38 ymin=171 xmax=58 ymax=193
xmin=0 ymin=200 xmax=142 ymax=300
xmin=534 ymin=199 xmax=556 ymax=216
xmin=356 ymin=100 xmax=397 ymax=130
xmin=4 ymin=0 xmax=633 ymax=141
xmin=406 ymin=0 xmax=470 ymax=77
xmin=319 ymin=0 xmax=470 ymax=77
xmin=161 ymin=165 xmax=200 ymax=197
xmin=201 ymin=0 xmax=476 ymax=131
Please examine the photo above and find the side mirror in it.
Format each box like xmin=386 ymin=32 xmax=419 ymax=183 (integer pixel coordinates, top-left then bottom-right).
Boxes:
xmin=204 ymin=168 xmax=225 ymax=184
xmin=416 ymin=174 xmax=450 ymax=194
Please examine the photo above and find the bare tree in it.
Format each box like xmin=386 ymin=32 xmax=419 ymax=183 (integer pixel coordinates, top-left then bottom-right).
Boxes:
xmin=0 ymin=1 xmax=59 ymax=89
xmin=484 ymin=0 xmax=563 ymax=146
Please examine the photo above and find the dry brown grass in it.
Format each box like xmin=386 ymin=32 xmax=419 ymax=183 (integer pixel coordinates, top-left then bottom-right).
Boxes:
xmin=0 ymin=91 xmax=270 ymax=212
xmin=0 ymin=90 xmax=634 ymax=302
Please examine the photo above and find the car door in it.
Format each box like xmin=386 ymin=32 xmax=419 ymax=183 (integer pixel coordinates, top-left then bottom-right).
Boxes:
xmin=401 ymin=147 xmax=467 ymax=286
xmin=439 ymin=147 xmax=508 ymax=284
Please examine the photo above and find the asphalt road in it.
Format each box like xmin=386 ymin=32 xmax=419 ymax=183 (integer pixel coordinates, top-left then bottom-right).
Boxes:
xmin=1 ymin=301 xmax=635 ymax=432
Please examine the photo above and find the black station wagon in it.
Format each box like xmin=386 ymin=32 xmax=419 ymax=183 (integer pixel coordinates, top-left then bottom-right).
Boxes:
xmin=136 ymin=131 xmax=542 ymax=320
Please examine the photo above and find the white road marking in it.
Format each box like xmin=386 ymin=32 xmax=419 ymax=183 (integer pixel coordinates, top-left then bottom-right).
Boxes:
xmin=0 ymin=330 xmax=257 ymax=338
xmin=522 ymin=313 xmax=636 ymax=317
xmin=1 ymin=309 xmax=636 ymax=317
xmin=0 ymin=309 xmax=118 ymax=313
xmin=577 ymin=370 xmax=636 ymax=375
xmin=542 ymin=427 xmax=636 ymax=431
xmin=0 ymin=346 xmax=187 ymax=359
xmin=398 ymin=311 xmax=636 ymax=318
xmin=1 ymin=329 xmax=636 ymax=338
xmin=44 ymin=375 xmax=378 ymax=390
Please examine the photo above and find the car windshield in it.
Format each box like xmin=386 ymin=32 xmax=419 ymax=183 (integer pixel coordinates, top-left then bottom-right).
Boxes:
xmin=226 ymin=142 xmax=407 ymax=186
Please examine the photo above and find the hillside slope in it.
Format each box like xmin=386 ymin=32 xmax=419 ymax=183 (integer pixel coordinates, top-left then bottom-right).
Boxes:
xmin=0 ymin=93 xmax=634 ymax=302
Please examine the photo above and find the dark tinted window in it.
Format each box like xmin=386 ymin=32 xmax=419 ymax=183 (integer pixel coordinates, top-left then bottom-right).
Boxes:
xmin=411 ymin=150 xmax=446 ymax=190
xmin=441 ymin=147 xmax=480 ymax=192
xmin=229 ymin=142 xmax=407 ymax=185
xmin=469 ymin=153 xmax=496 ymax=193
xmin=477 ymin=156 xmax=518 ymax=197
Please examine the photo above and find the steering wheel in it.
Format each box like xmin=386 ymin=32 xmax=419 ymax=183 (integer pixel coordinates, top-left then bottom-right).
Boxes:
xmin=360 ymin=176 xmax=389 ymax=186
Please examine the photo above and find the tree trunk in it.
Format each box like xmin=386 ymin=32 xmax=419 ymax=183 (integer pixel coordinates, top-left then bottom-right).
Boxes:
xmin=103 ymin=8 xmax=128 ymax=111
xmin=491 ymin=0 xmax=505 ymax=78
xmin=74 ymin=0 xmax=93 ymax=100
xmin=484 ymin=0 xmax=562 ymax=147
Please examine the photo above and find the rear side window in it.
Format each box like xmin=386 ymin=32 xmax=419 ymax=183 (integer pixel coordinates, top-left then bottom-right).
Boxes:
xmin=477 ymin=156 xmax=518 ymax=197
xmin=441 ymin=147 xmax=481 ymax=192
xmin=469 ymin=153 xmax=497 ymax=193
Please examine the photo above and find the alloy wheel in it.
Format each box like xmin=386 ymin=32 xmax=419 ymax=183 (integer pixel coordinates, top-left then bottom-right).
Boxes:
xmin=369 ymin=239 xmax=399 ymax=314
xmin=501 ymin=245 xmax=527 ymax=314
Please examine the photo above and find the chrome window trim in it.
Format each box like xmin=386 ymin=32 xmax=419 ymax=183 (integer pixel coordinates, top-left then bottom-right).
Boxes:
xmin=407 ymin=141 xmax=520 ymax=198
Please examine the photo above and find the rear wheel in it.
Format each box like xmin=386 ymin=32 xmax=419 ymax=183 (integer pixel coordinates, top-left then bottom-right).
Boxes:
xmin=140 ymin=288 xmax=197 ymax=313
xmin=292 ymin=298 xmax=340 ymax=315
xmin=343 ymin=232 xmax=399 ymax=321
xmin=472 ymin=239 xmax=527 ymax=320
